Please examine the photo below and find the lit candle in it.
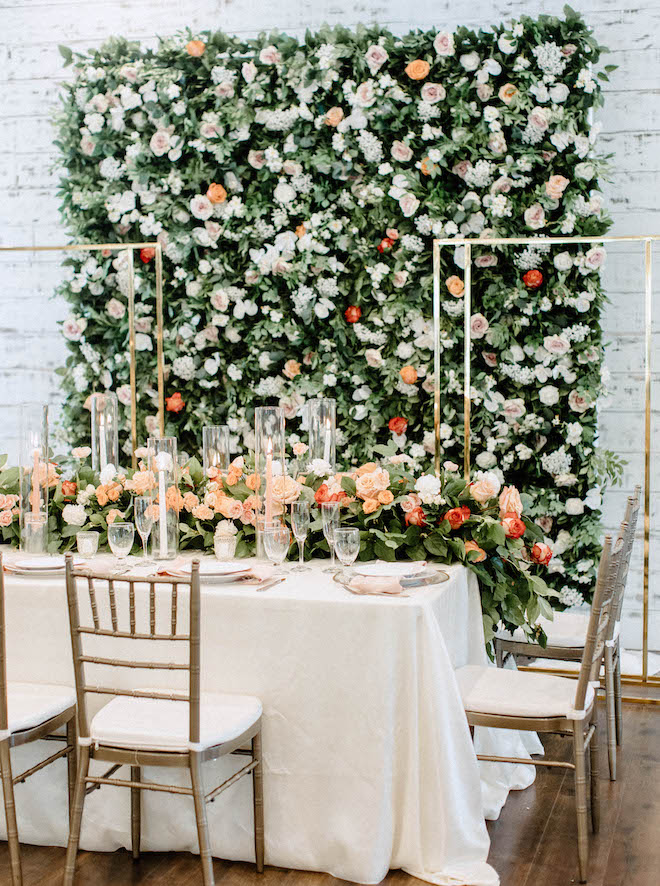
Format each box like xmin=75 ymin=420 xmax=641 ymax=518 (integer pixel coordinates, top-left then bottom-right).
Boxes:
xmin=31 ymin=448 xmax=40 ymax=515
xmin=323 ymin=417 xmax=331 ymax=464
xmin=155 ymin=451 xmax=172 ymax=559
xmin=265 ymin=438 xmax=273 ymax=524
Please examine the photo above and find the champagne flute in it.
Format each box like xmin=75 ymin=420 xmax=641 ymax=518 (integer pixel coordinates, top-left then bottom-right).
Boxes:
xmin=333 ymin=528 xmax=360 ymax=578
xmin=290 ymin=501 xmax=311 ymax=572
xmin=263 ymin=526 xmax=291 ymax=574
xmin=321 ymin=501 xmax=339 ymax=573
xmin=134 ymin=496 xmax=154 ymax=563
xmin=108 ymin=522 xmax=135 ymax=567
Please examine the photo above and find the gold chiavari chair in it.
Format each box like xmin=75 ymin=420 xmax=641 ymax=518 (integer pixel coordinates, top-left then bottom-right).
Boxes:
xmin=63 ymin=556 xmax=264 ymax=886
xmin=494 ymin=486 xmax=640 ymax=781
xmin=0 ymin=553 xmax=77 ymax=886
xmin=456 ymin=530 xmax=623 ymax=883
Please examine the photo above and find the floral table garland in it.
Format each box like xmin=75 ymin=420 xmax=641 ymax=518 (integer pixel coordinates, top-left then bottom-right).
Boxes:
xmin=0 ymin=448 xmax=554 ymax=646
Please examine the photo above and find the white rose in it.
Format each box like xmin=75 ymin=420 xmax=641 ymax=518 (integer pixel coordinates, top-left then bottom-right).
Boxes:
xmin=502 ymin=398 xmax=526 ymax=421
xmin=391 ymin=140 xmax=413 ymax=162
xmin=539 ymin=385 xmax=560 ymax=405
xmin=584 ymin=246 xmax=606 ymax=270
xmin=355 ymin=81 xmax=376 ymax=107
xmin=414 ymin=474 xmax=442 ymax=504
xmin=498 ymin=35 xmax=516 ymax=54
xmin=190 ymin=195 xmax=213 ymax=220
xmin=460 ymin=51 xmax=480 ymax=71
xmin=434 ymin=32 xmax=455 ymax=56
xmin=399 ymin=193 xmax=420 ymax=217
xmin=106 ymin=298 xmax=125 ymax=320
xmin=549 ymin=83 xmax=570 ymax=102
xmin=470 ymin=313 xmax=489 ymax=339
xmin=565 ymin=498 xmax=585 ymax=516
xmin=543 ymin=334 xmax=571 ymax=356
xmin=62 ymin=504 xmax=87 ymax=527
xmin=365 ymin=44 xmax=388 ymax=74
xmin=421 ymin=82 xmax=446 ymax=104
xmin=554 ymin=251 xmax=574 ymax=271
xmin=274 ymin=182 xmax=296 ymax=204
xmin=524 ymin=202 xmax=546 ymax=230
xmin=149 ymin=130 xmax=171 ymax=156
xmin=365 ymin=348 xmax=384 ymax=368
xmin=476 ymin=451 xmax=497 ymax=469
xmin=575 ymin=162 xmax=595 ymax=180
xmin=259 ymin=45 xmax=281 ymax=65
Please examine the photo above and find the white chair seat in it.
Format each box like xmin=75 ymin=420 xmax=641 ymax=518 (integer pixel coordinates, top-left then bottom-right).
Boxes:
xmin=6 ymin=682 xmax=76 ymax=735
xmin=456 ymin=665 xmax=595 ymax=719
xmin=90 ymin=692 xmax=262 ymax=752
xmin=496 ymin=611 xmax=620 ymax=648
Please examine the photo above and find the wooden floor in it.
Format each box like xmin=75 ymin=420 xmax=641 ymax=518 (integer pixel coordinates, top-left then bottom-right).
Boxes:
xmin=2 ymin=703 xmax=658 ymax=886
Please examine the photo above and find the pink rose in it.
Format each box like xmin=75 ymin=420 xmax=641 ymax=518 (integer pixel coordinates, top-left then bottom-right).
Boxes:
xmin=475 ymin=254 xmax=498 ymax=268
xmin=245 ymin=270 xmax=260 ymax=284
xmin=399 ymin=193 xmax=420 ymax=217
xmin=149 ymin=130 xmax=171 ymax=156
xmin=421 ymin=82 xmax=446 ymax=104
xmin=242 ymin=61 xmax=257 ymax=83
xmin=365 ymin=44 xmax=389 ymax=74
xmin=524 ymin=203 xmax=546 ymax=230
xmin=401 ymin=493 xmax=422 ymax=513
xmin=543 ymin=334 xmax=570 ymax=356
xmin=470 ymin=471 xmax=501 ymax=504
xmin=470 ymin=313 xmax=489 ymax=339
xmin=135 ymin=317 xmax=152 ymax=333
xmin=546 ymin=175 xmax=570 ymax=199
xmin=391 ymin=140 xmax=413 ymax=162
xmin=106 ymin=298 xmax=125 ymax=320
xmin=503 ymin=398 xmax=526 ymax=421
xmin=117 ymin=384 xmax=132 ymax=405
xmin=0 ymin=510 xmax=14 ymax=527
xmin=491 ymin=176 xmax=513 ymax=194
xmin=528 ymin=107 xmax=549 ymax=131
xmin=259 ymin=45 xmax=281 ymax=65
xmin=199 ymin=121 xmax=220 ymax=139
xmin=482 ymin=351 xmax=497 ymax=368
xmin=584 ymin=246 xmax=606 ymax=271
xmin=80 ymin=134 xmax=95 ymax=155
xmin=434 ymin=32 xmax=455 ymax=56
xmin=392 ymin=270 xmax=408 ymax=288
xmin=488 ymin=132 xmax=507 ymax=154
xmin=499 ymin=485 xmax=523 ymax=517
xmin=190 ymin=195 xmax=213 ymax=220
xmin=248 ymin=149 xmax=266 ymax=169
xmin=569 ymin=390 xmax=590 ymax=413
xmin=62 ymin=318 xmax=84 ymax=341
xmin=215 ymin=82 xmax=235 ymax=98
xmin=452 ymin=160 xmax=472 ymax=179
xmin=476 ymin=83 xmax=493 ymax=101
xmin=355 ymin=81 xmax=376 ymax=107
xmin=365 ymin=348 xmax=383 ymax=368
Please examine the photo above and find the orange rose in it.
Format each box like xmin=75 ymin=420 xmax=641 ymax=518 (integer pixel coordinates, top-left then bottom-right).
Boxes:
xmin=420 ymin=156 xmax=433 ymax=176
xmin=400 ymin=365 xmax=418 ymax=385
xmin=246 ymin=473 xmax=261 ymax=491
xmin=165 ymin=392 xmax=185 ymax=413
xmin=378 ymin=489 xmax=394 ymax=505
xmin=283 ymin=359 xmax=301 ymax=380
xmin=446 ymin=275 xmax=465 ymax=297
xmin=61 ymin=480 xmax=77 ymax=497
xmin=443 ymin=505 xmax=471 ymax=530
xmin=498 ymin=83 xmax=518 ymax=104
xmin=295 ymin=223 xmax=306 ymax=238
xmin=207 ymin=182 xmax=227 ymax=204
xmin=363 ymin=498 xmax=380 ymax=514
xmin=464 ymin=540 xmax=486 ymax=562
xmin=405 ymin=506 xmax=427 ymax=527
xmin=501 ymin=513 xmax=526 ymax=539
xmin=531 ymin=542 xmax=553 ymax=566
xmin=324 ymin=107 xmax=344 ymax=127
xmin=185 ymin=40 xmax=206 ymax=57
xmin=405 ymin=59 xmax=430 ymax=80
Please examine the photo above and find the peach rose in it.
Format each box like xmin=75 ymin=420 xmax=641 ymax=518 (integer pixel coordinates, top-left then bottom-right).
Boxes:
xmin=95 ymin=486 xmax=109 ymax=507
xmin=400 ymin=365 xmax=418 ymax=384
xmin=498 ymin=83 xmax=518 ymax=104
xmin=499 ymin=485 xmax=523 ymax=517
xmin=378 ymin=489 xmax=394 ymax=505
xmin=356 ymin=462 xmax=378 ymax=476
xmin=271 ymin=475 xmax=301 ymax=504
xmin=446 ymin=275 xmax=465 ymax=297
xmin=182 ymin=492 xmax=200 ymax=512
xmin=0 ymin=510 xmax=14 ymax=527
xmin=218 ymin=498 xmax=243 ymax=520
xmin=166 ymin=486 xmax=184 ymax=512
xmin=225 ymin=468 xmax=242 ymax=486
xmin=246 ymin=473 xmax=261 ymax=491
xmin=363 ymin=498 xmax=380 ymax=515
xmin=545 ymin=175 xmax=570 ymax=200
xmin=401 ymin=493 xmax=422 ymax=513
xmin=324 ymin=107 xmax=344 ymax=127
xmin=355 ymin=467 xmax=390 ymax=500
xmin=192 ymin=504 xmax=214 ymax=520
xmin=405 ymin=506 xmax=427 ymax=527
xmin=531 ymin=542 xmax=553 ymax=566
xmin=207 ymin=182 xmax=227 ymax=204
xmin=126 ymin=470 xmax=155 ymax=495
xmin=464 ymin=540 xmax=486 ymax=562
xmin=186 ymin=40 xmax=206 ymax=57
xmin=470 ymin=472 xmax=501 ymax=503
xmin=106 ymin=508 xmax=123 ymax=525
xmin=405 ymin=59 xmax=430 ymax=80
xmin=283 ymin=359 xmax=301 ymax=380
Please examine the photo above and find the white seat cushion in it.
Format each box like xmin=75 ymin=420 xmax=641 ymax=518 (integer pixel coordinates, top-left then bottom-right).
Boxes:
xmin=456 ymin=665 xmax=595 ymax=719
xmin=90 ymin=692 xmax=262 ymax=752
xmin=496 ymin=612 xmax=620 ymax=649
xmin=6 ymin=682 xmax=76 ymax=735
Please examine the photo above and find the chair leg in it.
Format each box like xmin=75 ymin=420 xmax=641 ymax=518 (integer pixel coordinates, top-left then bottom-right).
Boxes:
xmin=190 ymin=752 xmax=214 ymax=886
xmin=63 ymin=744 xmax=90 ymax=886
xmin=0 ymin=740 xmax=22 ymax=886
xmin=614 ymin=645 xmax=623 ymax=747
xmin=131 ymin=766 xmax=141 ymax=860
xmin=573 ymin=724 xmax=590 ymax=883
xmin=495 ymin=639 xmax=504 ymax=669
xmin=604 ymin=647 xmax=617 ymax=781
xmin=589 ymin=716 xmax=600 ymax=834
xmin=66 ymin=718 xmax=77 ymax=828
xmin=252 ymin=732 xmax=265 ymax=873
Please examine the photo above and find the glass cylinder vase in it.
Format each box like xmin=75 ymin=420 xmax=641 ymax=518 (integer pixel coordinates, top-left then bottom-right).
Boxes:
xmin=203 ymin=425 xmax=230 ymax=477
xmin=254 ymin=406 xmax=285 ymax=524
xmin=147 ymin=436 xmax=179 ymax=560
xmin=91 ymin=392 xmax=119 ymax=473
xmin=307 ymin=398 xmax=336 ymax=473
xmin=19 ymin=403 xmax=49 ymax=554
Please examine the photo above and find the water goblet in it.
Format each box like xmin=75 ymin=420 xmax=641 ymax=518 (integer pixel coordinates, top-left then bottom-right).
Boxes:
xmin=333 ymin=528 xmax=361 ymax=578
xmin=134 ymin=496 xmax=154 ymax=563
xmin=263 ymin=526 xmax=291 ymax=574
xmin=108 ymin=522 xmax=135 ymax=566
xmin=321 ymin=501 xmax=340 ymax=573
xmin=290 ymin=501 xmax=311 ymax=572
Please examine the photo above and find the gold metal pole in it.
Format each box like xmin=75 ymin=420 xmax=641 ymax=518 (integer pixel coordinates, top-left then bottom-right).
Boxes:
xmin=125 ymin=248 xmax=138 ymax=469
xmin=0 ymin=242 xmax=161 ymax=253
xmin=433 ymin=240 xmax=441 ymax=477
xmin=155 ymin=243 xmax=165 ymax=437
xmin=643 ymin=238 xmax=652 ymax=682
xmin=463 ymin=243 xmax=472 ymax=483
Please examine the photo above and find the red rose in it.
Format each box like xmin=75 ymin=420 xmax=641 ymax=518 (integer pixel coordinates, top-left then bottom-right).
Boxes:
xmin=531 ymin=542 xmax=553 ymax=565
xmin=523 ymin=269 xmax=543 ymax=290
xmin=61 ymin=480 xmax=77 ymax=497
xmin=165 ymin=392 xmax=185 ymax=413
xmin=405 ymin=506 xmax=427 ymax=527
xmin=344 ymin=305 xmax=362 ymax=323
xmin=443 ymin=505 xmax=471 ymax=530
xmin=140 ymin=247 xmax=156 ymax=264
xmin=388 ymin=416 xmax=408 ymax=435
xmin=501 ymin=512 xmax=526 ymax=539
xmin=377 ymin=237 xmax=395 ymax=253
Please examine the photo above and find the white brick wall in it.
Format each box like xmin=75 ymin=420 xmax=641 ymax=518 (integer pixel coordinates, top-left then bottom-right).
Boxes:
xmin=0 ymin=0 xmax=658 ymax=657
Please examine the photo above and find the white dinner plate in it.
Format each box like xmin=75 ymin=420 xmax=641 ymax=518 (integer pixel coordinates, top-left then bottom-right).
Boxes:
xmin=14 ymin=556 xmax=84 ymax=571
xmin=354 ymin=561 xmax=426 ymax=578
xmin=177 ymin=561 xmax=251 ymax=577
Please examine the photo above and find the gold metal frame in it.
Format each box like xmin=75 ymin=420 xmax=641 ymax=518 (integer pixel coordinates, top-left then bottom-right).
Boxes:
xmin=0 ymin=241 xmax=166 ymax=468
xmin=433 ymin=234 xmax=660 ymax=693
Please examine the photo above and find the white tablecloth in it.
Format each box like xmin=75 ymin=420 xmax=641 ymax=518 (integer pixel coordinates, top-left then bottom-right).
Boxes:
xmin=1 ymin=552 xmax=540 ymax=885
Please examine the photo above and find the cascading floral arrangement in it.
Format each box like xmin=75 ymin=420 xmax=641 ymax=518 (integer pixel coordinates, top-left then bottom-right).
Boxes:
xmin=0 ymin=449 xmax=554 ymax=645
xmin=53 ymin=7 xmax=621 ymax=610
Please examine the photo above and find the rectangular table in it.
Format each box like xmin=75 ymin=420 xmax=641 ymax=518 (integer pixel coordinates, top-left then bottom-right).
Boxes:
xmin=1 ymin=553 xmax=540 ymax=886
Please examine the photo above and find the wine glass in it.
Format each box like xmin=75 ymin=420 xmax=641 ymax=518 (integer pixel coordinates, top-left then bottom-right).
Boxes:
xmin=290 ymin=501 xmax=311 ymax=572
xmin=108 ymin=522 xmax=135 ymax=566
xmin=263 ymin=526 xmax=290 ymax=573
xmin=134 ymin=496 xmax=154 ymax=563
xmin=321 ymin=501 xmax=339 ymax=573
xmin=333 ymin=528 xmax=360 ymax=578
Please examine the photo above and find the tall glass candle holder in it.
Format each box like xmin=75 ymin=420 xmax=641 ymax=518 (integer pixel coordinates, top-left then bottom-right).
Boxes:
xmin=19 ymin=404 xmax=49 ymax=554
xmin=147 ymin=436 xmax=179 ymax=560
xmin=254 ymin=407 xmax=285 ymax=524
xmin=307 ymin=398 xmax=336 ymax=473
xmin=203 ymin=425 xmax=230 ymax=476
xmin=91 ymin=392 xmax=119 ymax=473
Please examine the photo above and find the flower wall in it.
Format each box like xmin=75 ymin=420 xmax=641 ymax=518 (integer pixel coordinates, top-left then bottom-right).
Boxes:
xmin=54 ymin=8 xmax=620 ymax=604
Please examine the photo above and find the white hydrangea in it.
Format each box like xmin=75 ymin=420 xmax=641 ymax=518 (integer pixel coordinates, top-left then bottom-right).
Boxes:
xmin=414 ymin=474 xmax=442 ymax=505
xmin=62 ymin=504 xmax=87 ymax=526
xmin=172 ymin=355 xmax=196 ymax=380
